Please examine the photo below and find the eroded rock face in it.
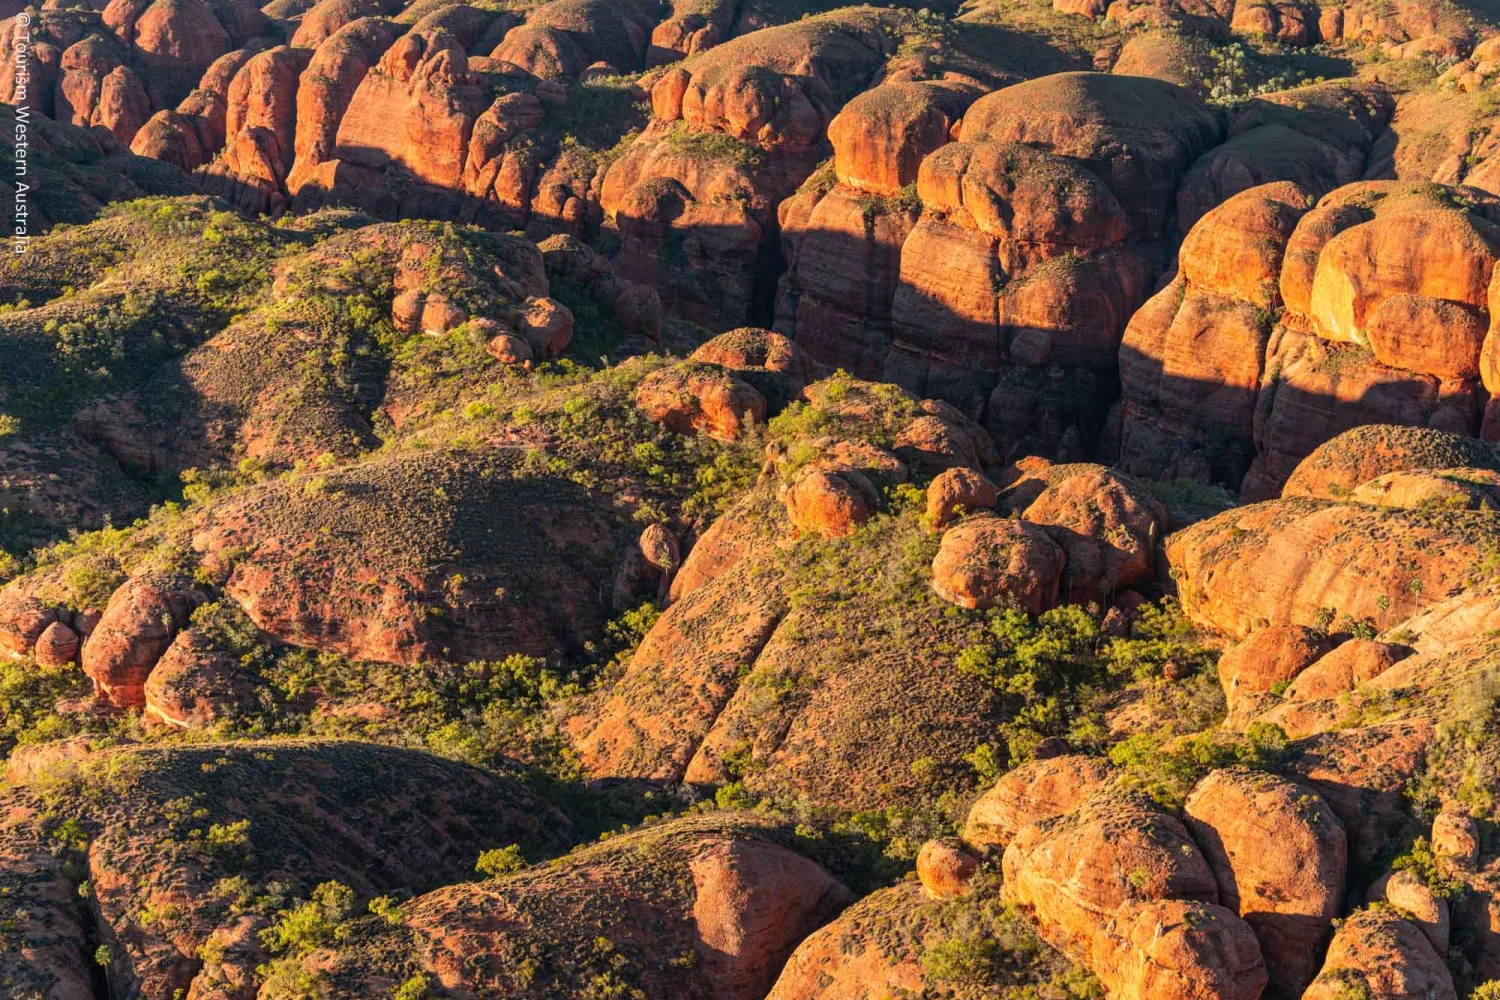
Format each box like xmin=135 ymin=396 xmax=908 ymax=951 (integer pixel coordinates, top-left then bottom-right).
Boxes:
xmin=1283 ymin=638 xmax=1411 ymax=701
xmin=1184 ymin=769 xmax=1346 ymax=995
xmin=1302 ymin=907 xmax=1456 ymax=1000
xmin=1121 ymin=179 xmax=1499 ymax=498
xmin=1245 ymin=182 xmax=1499 ymax=498
xmin=603 ymin=9 xmax=903 ymax=324
xmin=1119 ymin=182 xmax=1315 ymax=485
xmin=1216 ymin=625 xmax=1333 ymax=713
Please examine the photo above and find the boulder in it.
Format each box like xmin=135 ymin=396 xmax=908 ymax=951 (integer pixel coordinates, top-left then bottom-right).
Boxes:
xmin=1091 ymin=899 xmax=1268 ymax=1000
xmin=1432 ymin=808 xmax=1481 ymax=870
xmin=0 ymin=592 xmax=57 ymax=655
xmin=915 ymin=838 xmax=979 ymax=899
xmin=1001 ymin=790 xmax=1219 ymax=961
xmin=893 ymin=400 xmax=997 ymax=474
xmin=1301 ymin=907 xmax=1456 ymax=1000
xmin=691 ymin=327 xmax=819 ymax=408
xmin=925 ymin=466 xmax=999 ymax=530
xmin=1019 ymin=466 xmax=1167 ymax=605
xmin=33 ymin=620 xmax=80 ymax=668
xmin=634 ymin=362 xmax=767 ymax=442
xmin=1184 ymin=768 xmax=1346 ymax=994
xmin=931 ymin=514 xmax=1065 ymax=613
xmin=1304 ymin=207 xmax=1500 ymax=346
xmin=783 ymin=467 xmax=879 ymax=539
xmin=962 ymin=754 xmax=1113 ymax=853
xmin=1368 ymin=869 xmax=1449 ymax=955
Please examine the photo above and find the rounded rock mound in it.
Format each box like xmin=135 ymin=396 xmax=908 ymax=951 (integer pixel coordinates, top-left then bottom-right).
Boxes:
xmin=931 ymin=514 xmax=1065 ymax=613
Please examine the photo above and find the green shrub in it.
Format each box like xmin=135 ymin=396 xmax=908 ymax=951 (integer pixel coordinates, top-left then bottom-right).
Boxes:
xmin=1392 ymin=837 xmax=1467 ymax=899
xmin=260 ymin=882 xmax=357 ymax=956
xmin=393 ymin=973 xmax=432 ymax=1000
xmin=475 ymin=844 xmax=527 ymax=879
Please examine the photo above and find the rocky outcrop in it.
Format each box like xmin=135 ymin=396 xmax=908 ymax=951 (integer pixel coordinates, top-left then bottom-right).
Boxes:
xmin=0 ymin=591 xmax=57 ymax=657
xmin=198 ymin=44 xmax=309 ymax=214
xmin=142 ymin=627 xmax=263 ymax=729
xmin=1216 ymin=624 xmax=1333 ymax=714
xmin=1017 ymin=465 xmax=1167 ymax=604
xmin=602 ymin=8 xmax=904 ymax=325
xmin=635 ymin=361 xmax=768 ymax=441
xmin=81 ymin=575 xmax=206 ymax=708
xmin=304 ymin=815 xmax=850 ymax=1000
xmin=773 ymin=79 xmax=979 ymax=375
xmin=1120 ymin=179 xmax=1500 ymax=498
xmin=1000 ymin=790 xmax=1218 ymax=960
xmin=1092 ymin=899 xmax=1268 ymax=1000
xmin=1302 ymin=906 xmax=1456 ymax=1000
xmin=1282 ymin=424 xmax=1500 ymax=500
xmin=1166 ymin=489 xmax=1500 ymax=641
xmin=1118 ymin=181 xmax=1314 ymax=485
xmin=0 ymin=0 xmax=262 ymax=148
xmin=963 ymin=753 xmax=1113 ymax=853
xmin=491 ymin=0 xmax=663 ymax=80
xmin=55 ymin=35 xmax=153 ymax=143
xmin=926 ymin=466 xmax=1000 ymax=529
xmin=777 ymin=71 xmax=1220 ymax=460
xmin=1184 ymin=769 xmax=1346 ymax=995
xmin=931 ymin=514 xmax=1065 ymax=612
